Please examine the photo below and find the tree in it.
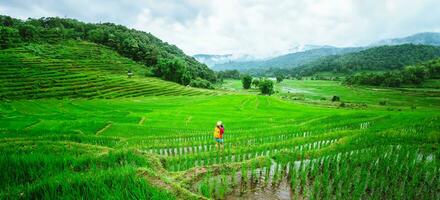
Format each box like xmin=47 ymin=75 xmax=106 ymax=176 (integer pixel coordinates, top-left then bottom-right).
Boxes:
xmin=382 ymin=72 xmax=402 ymax=87
xmin=144 ymin=47 xmax=158 ymax=66
xmin=241 ymin=75 xmax=252 ymax=89
xmin=0 ymin=27 xmax=21 ymax=49
xmin=0 ymin=15 xmax=16 ymax=26
xmin=259 ymin=79 xmax=274 ymax=95
xmin=252 ymin=79 xmax=260 ymax=88
xmin=181 ymin=71 xmax=193 ymax=86
xmin=17 ymin=24 xmax=37 ymax=41
xmin=276 ymin=75 xmax=284 ymax=83
xmin=403 ymin=65 xmax=429 ymax=85
xmin=152 ymin=58 xmax=189 ymax=84
xmin=87 ymin=28 xmax=107 ymax=44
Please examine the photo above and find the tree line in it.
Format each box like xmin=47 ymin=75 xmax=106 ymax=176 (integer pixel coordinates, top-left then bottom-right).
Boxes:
xmin=0 ymin=15 xmax=216 ymax=88
xmin=241 ymin=75 xmax=274 ymax=95
xmin=216 ymin=70 xmax=240 ymax=81
xmin=344 ymin=58 xmax=440 ymax=87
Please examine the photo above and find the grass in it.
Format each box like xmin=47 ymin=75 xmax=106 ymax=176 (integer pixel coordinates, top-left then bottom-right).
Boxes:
xmin=0 ymin=41 xmax=439 ymax=199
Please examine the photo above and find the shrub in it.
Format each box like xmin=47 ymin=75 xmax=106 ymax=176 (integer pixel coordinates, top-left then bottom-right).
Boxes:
xmin=259 ymin=79 xmax=274 ymax=95
xmin=252 ymin=79 xmax=260 ymax=88
xmin=241 ymin=75 xmax=252 ymax=89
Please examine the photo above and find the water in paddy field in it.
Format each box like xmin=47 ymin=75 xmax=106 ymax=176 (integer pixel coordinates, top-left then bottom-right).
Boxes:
xmin=281 ymin=86 xmax=312 ymax=94
xmin=224 ymin=162 xmax=293 ymax=200
xmin=224 ymin=177 xmax=292 ymax=200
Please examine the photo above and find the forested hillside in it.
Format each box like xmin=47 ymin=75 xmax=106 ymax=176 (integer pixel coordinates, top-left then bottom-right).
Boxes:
xmin=263 ymin=44 xmax=440 ymax=77
xmin=0 ymin=15 xmax=216 ymax=86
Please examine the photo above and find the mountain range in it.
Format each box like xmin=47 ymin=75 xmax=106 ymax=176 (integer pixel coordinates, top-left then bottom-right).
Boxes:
xmin=193 ymin=44 xmax=332 ymax=67
xmin=373 ymin=32 xmax=440 ymax=46
xmin=197 ymin=32 xmax=440 ymax=72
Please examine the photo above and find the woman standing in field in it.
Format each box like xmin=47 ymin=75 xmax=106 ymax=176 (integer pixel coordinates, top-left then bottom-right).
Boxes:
xmin=214 ymin=121 xmax=224 ymax=150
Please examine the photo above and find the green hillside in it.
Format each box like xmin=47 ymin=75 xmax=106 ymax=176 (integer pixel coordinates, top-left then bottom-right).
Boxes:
xmin=0 ymin=15 xmax=216 ymax=86
xmin=0 ymin=40 xmax=219 ymax=100
xmin=262 ymin=44 xmax=440 ymax=77
xmin=294 ymin=44 xmax=440 ymax=75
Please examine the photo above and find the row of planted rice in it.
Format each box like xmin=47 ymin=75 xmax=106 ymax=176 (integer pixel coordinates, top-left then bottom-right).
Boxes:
xmin=0 ymin=42 xmax=219 ymax=100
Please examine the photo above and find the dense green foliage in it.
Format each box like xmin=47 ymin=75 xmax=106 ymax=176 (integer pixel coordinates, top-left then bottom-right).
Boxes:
xmin=241 ymin=74 xmax=252 ymax=89
xmin=345 ymin=58 xmax=440 ymax=87
xmin=216 ymin=69 xmax=241 ymax=81
xmin=189 ymin=77 xmax=214 ymax=89
xmin=0 ymin=15 xmax=216 ymax=86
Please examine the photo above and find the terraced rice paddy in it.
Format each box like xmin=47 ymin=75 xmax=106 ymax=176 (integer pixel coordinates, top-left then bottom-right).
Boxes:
xmin=0 ymin=41 xmax=439 ymax=200
xmin=0 ymin=41 xmax=219 ymax=100
xmin=1 ymin=94 xmax=438 ymax=199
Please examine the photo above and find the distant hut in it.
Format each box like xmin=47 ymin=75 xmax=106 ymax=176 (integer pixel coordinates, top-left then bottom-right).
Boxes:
xmin=127 ymin=69 xmax=133 ymax=78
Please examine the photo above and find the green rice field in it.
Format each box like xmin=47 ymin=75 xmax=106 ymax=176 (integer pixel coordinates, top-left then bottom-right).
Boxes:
xmin=0 ymin=42 xmax=439 ymax=200
xmin=1 ymin=94 xmax=439 ymax=199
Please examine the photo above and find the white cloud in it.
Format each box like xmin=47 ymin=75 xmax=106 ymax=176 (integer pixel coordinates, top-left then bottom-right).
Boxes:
xmin=2 ymin=0 xmax=440 ymax=56
xmin=132 ymin=0 xmax=440 ymax=56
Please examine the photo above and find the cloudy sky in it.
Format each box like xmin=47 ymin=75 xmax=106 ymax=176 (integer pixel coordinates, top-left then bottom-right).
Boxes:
xmin=1 ymin=0 xmax=440 ymax=56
